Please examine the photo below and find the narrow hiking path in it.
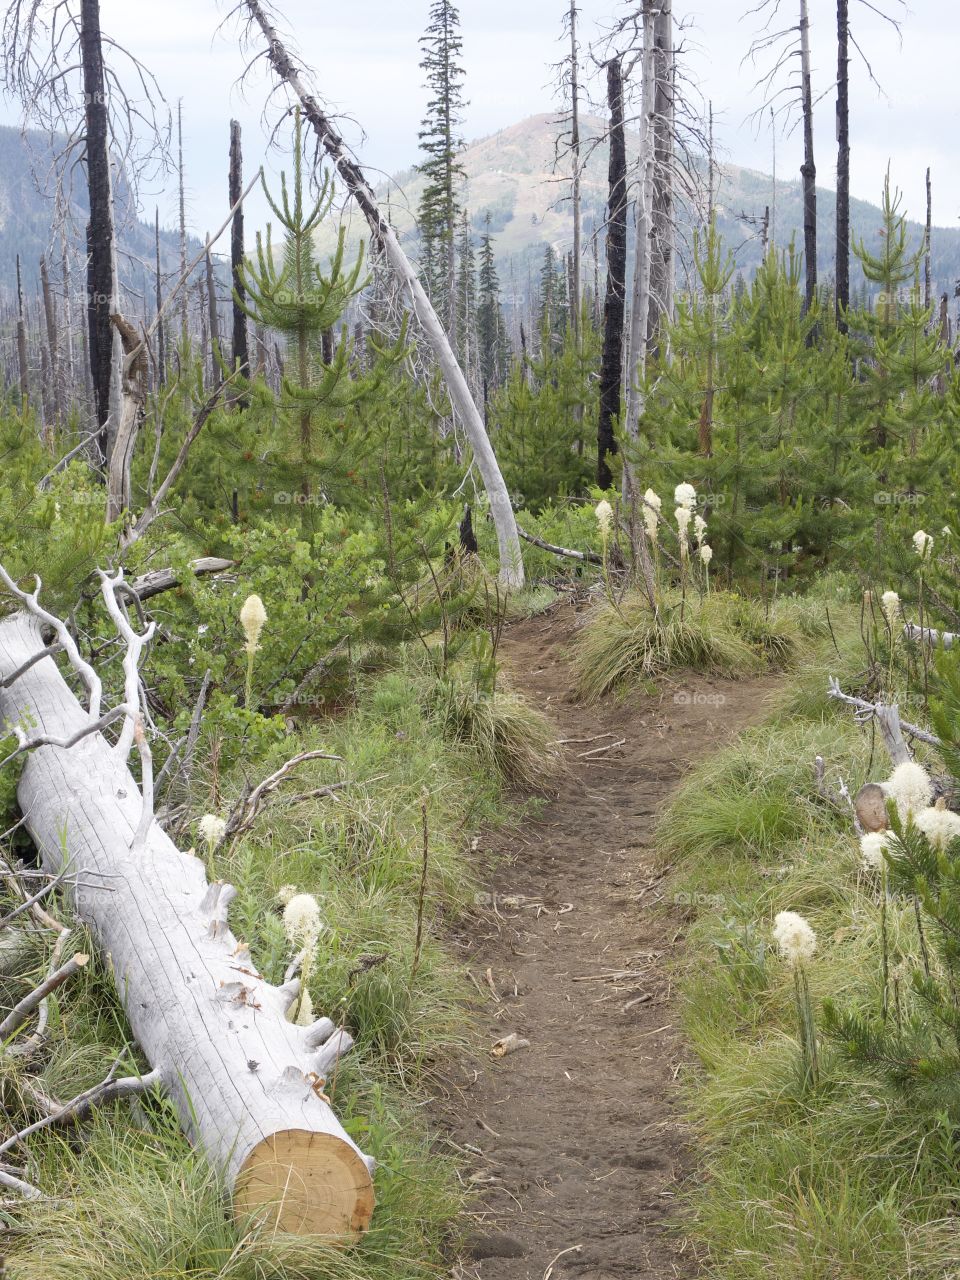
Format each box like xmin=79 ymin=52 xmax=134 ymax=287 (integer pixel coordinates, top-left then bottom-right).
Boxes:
xmin=443 ymin=601 xmax=782 ymax=1280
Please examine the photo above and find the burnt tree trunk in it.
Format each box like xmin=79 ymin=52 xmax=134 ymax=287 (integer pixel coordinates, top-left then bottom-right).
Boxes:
xmin=597 ymin=58 xmax=627 ymax=489
xmin=835 ymin=0 xmax=850 ymax=327
xmin=799 ymin=0 xmax=817 ymax=314
xmin=15 ymin=255 xmax=29 ymax=410
xmin=81 ymin=0 xmax=115 ymax=457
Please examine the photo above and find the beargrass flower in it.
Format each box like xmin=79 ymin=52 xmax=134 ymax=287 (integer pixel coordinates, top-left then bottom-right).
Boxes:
xmin=693 ymin=514 xmax=708 ymax=546
xmin=675 ymin=506 xmax=691 ymax=556
xmin=915 ymin=800 xmax=960 ymax=851
xmin=884 ymin=761 xmax=934 ymax=822
xmin=674 ymin=482 xmax=697 ymax=510
xmin=240 ymin=594 xmax=267 ymax=654
xmin=773 ymin=911 xmax=817 ymax=966
xmin=595 ymin=500 xmax=614 ymax=539
xmin=860 ymin=830 xmax=891 ymax=871
xmin=700 ymin=544 xmax=713 ymax=566
xmin=198 ymin=814 xmax=226 ymax=849
xmin=283 ymin=893 xmax=323 ymax=949
xmin=881 ymin=591 xmax=901 ymax=627
xmin=913 ymin=529 xmax=934 ymax=560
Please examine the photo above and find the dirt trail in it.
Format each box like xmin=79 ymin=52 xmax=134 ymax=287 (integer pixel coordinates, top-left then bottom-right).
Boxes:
xmin=443 ymin=602 xmax=780 ymax=1280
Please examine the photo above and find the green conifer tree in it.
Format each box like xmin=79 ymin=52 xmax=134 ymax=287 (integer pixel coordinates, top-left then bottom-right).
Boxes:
xmin=417 ymin=0 xmax=467 ymax=341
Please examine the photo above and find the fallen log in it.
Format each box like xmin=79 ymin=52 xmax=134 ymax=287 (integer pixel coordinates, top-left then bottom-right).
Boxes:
xmin=904 ymin=623 xmax=957 ymax=649
xmin=0 ymin=603 xmax=374 ymax=1238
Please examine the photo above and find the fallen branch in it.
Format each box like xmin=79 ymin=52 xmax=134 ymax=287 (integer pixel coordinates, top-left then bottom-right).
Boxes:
xmin=0 ymin=952 xmax=88 ymax=1042
xmin=516 ymin=524 xmax=602 ymax=565
xmin=129 ymin=558 xmax=235 ymax=601
xmin=904 ymin=623 xmax=957 ymax=649
xmin=0 ymin=1063 xmax=163 ymax=1155
xmin=221 ymin=749 xmax=346 ymax=847
xmin=827 ymin=678 xmax=941 ymax=756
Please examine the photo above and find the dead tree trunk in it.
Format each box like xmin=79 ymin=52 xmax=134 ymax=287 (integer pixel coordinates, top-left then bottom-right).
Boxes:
xmin=155 ymin=207 xmax=166 ymax=385
xmin=647 ymin=0 xmax=674 ymax=359
xmin=799 ymin=0 xmax=817 ymax=314
xmin=177 ymin=101 xmax=189 ymax=354
xmin=81 ymin=0 xmax=116 ymax=458
xmin=0 ymin=601 xmax=375 ymax=1238
xmin=15 ymin=255 xmax=29 ymax=410
xmin=241 ymin=0 xmax=523 ymax=587
xmin=835 ymin=0 xmax=850 ymax=327
xmin=924 ymin=167 xmax=932 ymax=310
xmin=568 ymin=0 xmax=582 ymax=346
xmin=230 ymin=119 xmax=250 ymax=386
xmin=205 ymin=237 xmax=220 ymax=386
xmin=597 ymin=57 xmax=627 ymax=489
xmin=40 ymin=255 xmax=62 ymax=429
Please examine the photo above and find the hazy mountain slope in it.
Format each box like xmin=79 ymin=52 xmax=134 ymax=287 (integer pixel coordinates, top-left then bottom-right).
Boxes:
xmin=0 ymin=125 xmax=197 ymax=304
xmin=322 ymin=114 xmax=960 ymax=304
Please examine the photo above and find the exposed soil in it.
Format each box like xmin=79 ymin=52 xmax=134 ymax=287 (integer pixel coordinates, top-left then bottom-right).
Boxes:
xmin=441 ymin=599 xmax=781 ymax=1280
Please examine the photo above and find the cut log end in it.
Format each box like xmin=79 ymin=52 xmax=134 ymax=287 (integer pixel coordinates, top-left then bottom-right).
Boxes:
xmin=235 ymin=1128 xmax=375 ymax=1238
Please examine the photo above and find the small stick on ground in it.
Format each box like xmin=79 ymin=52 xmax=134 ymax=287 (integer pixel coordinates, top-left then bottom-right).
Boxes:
xmin=411 ymin=793 xmax=430 ymax=982
xmin=543 ymin=1244 xmax=582 ymax=1279
xmin=0 ymin=952 xmax=88 ymax=1041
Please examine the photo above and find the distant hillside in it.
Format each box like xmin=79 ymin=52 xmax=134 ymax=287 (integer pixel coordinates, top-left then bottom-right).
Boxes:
xmin=320 ymin=113 xmax=960 ymax=309
xmin=0 ymin=126 xmax=196 ymax=305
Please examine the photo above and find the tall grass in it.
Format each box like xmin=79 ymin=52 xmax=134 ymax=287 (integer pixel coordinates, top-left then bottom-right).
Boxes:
xmin=574 ymin=590 xmax=828 ymax=699
xmin=658 ymin=616 xmax=960 ymax=1279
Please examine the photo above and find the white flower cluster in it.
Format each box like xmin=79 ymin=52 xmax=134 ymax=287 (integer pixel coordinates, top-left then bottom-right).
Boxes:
xmin=880 ymin=590 xmax=900 ymax=628
xmin=883 ymin=761 xmax=933 ymax=823
xmin=912 ymin=529 xmax=934 ymax=561
xmin=595 ymin=499 xmax=614 ymax=538
xmin=772 ymin=910 xmax=817 ymax=967
xmin=198 ymin=814 xmax=226 ymax=849
xmin=283 ymin=892 xmax=323 ymax=949
xmin=240 ymin=594 xmax=268 ymax=654
xmin=643 ymin=488 xmax=661 ymax=543
xmin=859 ymin=830 xmax=891 ymax=872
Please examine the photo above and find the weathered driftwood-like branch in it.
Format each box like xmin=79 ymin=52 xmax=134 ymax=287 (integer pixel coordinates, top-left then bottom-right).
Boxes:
xmin=516 ymin=525 xmax=602 ymax=566
xmin=0 ymin=595 xmax=375 ymax=1237
xmin=239 ymin=0 xmax=524 ymax=587
xmin=904 ymin=623 xmax=957 ymax=649
xmin=0 ymin=952 xmax=88 ymax=1042
xmin=827 ymin=678 xmax=941 ymax=757
xmin=220 ymin=750 xmax=346 ymax=847
xmin=129 ymin=557 xmax=235 ymax=601
xmin=0 ymin=1064 xmax=163 ymax=1154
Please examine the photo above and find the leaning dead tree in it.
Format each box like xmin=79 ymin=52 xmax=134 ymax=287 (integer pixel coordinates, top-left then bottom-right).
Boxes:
xmin=232 ymin=0 xmax=524 ymax=588
xmin=0 ymin=565 xmax=375 ymax=1235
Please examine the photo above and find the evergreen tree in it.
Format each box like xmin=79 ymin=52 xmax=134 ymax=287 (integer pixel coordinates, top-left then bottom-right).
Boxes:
xmin=234 ymin=111 xmax=403 ymax=525
xmin=417 ymin=0 xmax=467 ymax=342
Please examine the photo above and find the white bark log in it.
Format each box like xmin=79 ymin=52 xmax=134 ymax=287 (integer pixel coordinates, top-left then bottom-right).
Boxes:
xmin=905 ymin=623 xmax=957 ymax=649
xmin=241 ymin=0 xmax=524 ymax=587
xmin=0 ymin=611 xmax=374 ymax=1238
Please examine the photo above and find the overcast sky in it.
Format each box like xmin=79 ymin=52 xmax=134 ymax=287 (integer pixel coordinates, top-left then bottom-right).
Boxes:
xmin=1 ymin=1 xmax=954 ymax=239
